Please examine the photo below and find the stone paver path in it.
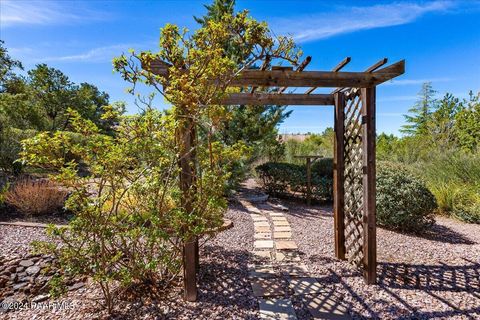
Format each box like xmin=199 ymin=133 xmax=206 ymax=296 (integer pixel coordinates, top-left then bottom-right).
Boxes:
xmin=239 ymin=198 xmax=350 ymax=319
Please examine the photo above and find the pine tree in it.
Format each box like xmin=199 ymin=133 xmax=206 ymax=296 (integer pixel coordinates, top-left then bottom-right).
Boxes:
xmin=195 ymin=0 xmax=292 ymax=174
xmin=401 ymin=82 xmax=437 ymax=135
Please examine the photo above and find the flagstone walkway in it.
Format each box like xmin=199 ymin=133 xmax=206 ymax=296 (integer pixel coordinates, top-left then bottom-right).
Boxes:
xmin=239 ymin=198 xmax=350 ymax=320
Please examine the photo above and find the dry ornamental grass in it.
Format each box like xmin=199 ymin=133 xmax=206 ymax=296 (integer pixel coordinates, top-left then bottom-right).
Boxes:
xmin=5 ymin=179 xmax=67 ymax=216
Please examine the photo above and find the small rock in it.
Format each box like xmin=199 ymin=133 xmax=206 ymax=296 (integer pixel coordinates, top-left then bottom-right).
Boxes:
xmin=5 ymin=266 xmax=16 ymax=274
xmin=19 ymin=259 xmax=34 ymax=267
xmin=26 ymin=266 xmax=41 ymax=276
xmin=0 ymin=276 xmax=8 ymax=287
xmin=16 ymin=266 xmax=25 ymax=273
xmin=18 ymin=276 xmax=33 ymax=283
xmin=32 ymin=294 xmax=49 ymax=303
xmin=13 ymin=282 xmax=28 ymax=291
xmin=68 ymin=282 xmax=85 ymax=291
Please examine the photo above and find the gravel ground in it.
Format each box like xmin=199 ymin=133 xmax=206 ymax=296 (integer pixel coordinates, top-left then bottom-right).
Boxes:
xmin=0 ymin=202 xmax=259 ymax=320
xmin=260 ymin=199 xmax=480 ymax=320
xmin=2 ymin=194 xmax=480 ymax=319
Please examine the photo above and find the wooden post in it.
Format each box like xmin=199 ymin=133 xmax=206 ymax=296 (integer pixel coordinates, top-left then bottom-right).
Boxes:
xmin=177 ymin=109 xmax=198 ymax=301
xmin=333 ymin=92 xmax=346 ymax=260
xmin=306 ymin=157 xmax=312 ymax=205
xmin=361 ymin=87 xmax=377 ymax=284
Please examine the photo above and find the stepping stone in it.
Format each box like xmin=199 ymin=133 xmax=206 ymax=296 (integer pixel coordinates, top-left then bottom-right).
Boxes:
xmin=253 ymin=216 xmax=269 ymax=222
xmin=255 ymin=240 xmax=274 ymax=249
xmin=252 ymin=251 xmax=273 ymax=261
xmin=273 ymin=220 xmax=290 ymax=227
xmin=255 ymin=221 xmax=270 ymax=227
xmin=255 ymin=226 xmax=271 ymax=233
xmin=259 ymin=298 xmax=297 ymax=319
xmin=251 ymin=278 xmax=287 ymax=297
xmin=274 ymin=226 xmax=291 ymax=232
xmin=255 ymin=233 xmax=272 ymax=240
xmin=275 ymin=251 xmax=301 ymax=262
xmin=249 ymin=265 xmax=276 ymax=278
xmin=278 ymin=263 xmax=309 ymax=277
xmin=275 ymin=240 xmax=298 ymax=250
xmin=302 ymin=293 xmax=350 ymax=319
xmin=271 ymin=216 xmax=287 ymax=221
xmin=289 ymin=278 xmax=324 ymax=295
xmin=274 ymin=232 xmax=292 ymax=239
xmin=269 ymin=212 xmax=285 ymax=217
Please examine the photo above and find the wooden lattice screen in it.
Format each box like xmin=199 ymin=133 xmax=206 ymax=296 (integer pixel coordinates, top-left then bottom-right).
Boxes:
xmin=343 ymin=88 xmax=364 ymax=267
xmin=334 ymin=87 xmax=377 ymax=284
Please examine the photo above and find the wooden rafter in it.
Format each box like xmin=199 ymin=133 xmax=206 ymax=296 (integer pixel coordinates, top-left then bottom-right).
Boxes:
xmin=306 ymin=57 xmax=351 ymax=95
xmin=277 ymin=56 xmax=312 ymax=94
xmin=365 ymin=58 xmax=388 ymax=73
xmin=249 ymin=55 xmax=271 ymax=94
xmin=332 ymin=58 xmax=388 ymax=94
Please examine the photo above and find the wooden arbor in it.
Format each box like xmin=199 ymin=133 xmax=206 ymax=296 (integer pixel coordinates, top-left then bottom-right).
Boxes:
xmin=147 ymin=56 xmax=405 ymax=299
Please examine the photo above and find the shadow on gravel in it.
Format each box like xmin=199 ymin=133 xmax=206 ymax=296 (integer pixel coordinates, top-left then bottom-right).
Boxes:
xmin=376 ymin=261 xmax=480 ymax=319
xmin=101 ymin=245 xmax=256 ymax=319
xmin=326 ymin=265 xmax=480 ymax=320
xmin=377 ymin=261 xmax=480 ymax=292
xmin=417 ymin=223 xmax=476 ymax=245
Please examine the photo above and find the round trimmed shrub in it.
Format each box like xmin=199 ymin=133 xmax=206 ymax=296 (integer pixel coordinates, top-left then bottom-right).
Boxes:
xmin=376 ymin=161 xmax=437 ymax=232
xmin=311 ymin=157 xmax=333 ymax=178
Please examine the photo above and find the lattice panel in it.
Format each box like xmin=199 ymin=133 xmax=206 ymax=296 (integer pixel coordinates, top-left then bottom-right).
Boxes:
xmin=343 ymin=88 xmax=364 ymax=268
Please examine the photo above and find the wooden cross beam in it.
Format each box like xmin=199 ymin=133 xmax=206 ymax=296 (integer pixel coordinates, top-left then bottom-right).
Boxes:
xmin=222 ymin=93 xmax=334 ymax=105
xmin=144 ymin=58 xmax=405 ymax=90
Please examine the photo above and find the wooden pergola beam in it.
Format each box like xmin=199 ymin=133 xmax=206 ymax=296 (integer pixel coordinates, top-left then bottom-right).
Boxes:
xmin=145 ymin=58 xmax=405 ymax=89
xmin=229 ymin=69 xmax=403 ymax=88
xmin=222 ymin=93 xmax=334 ymax=105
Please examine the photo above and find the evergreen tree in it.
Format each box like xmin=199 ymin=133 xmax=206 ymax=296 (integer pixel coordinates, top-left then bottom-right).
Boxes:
xmin=401 ymin=82 xmax=437 ymax=135
xmin=455 ymin=91 xmax=480 ymax=152
xmin=426 ymin=93 xmax=462 ymax=147
xmin=195 ymin=0 xmax=292 ymax=183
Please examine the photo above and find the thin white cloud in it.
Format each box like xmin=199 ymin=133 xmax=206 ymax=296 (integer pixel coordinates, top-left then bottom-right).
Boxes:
xmin=40 ymin=44 xmax=134 ymax=63
xmin=384 ymin=77 xmax=453 ymax=86
xmin=0 ymin=0 xmax=110 ymax=27
xmin=271 ymin=1 xmax=455 ymax=42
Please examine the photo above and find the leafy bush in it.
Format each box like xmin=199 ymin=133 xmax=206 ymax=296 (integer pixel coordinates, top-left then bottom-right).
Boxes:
xmin=376 ymin=161 xmax=437 ymax=232
xmin=23 ymin=109 xmax=233 ymax=312
xmin=311 ymin=157 xmax=333 ymax=178
xmin=256 ymin=161 xmax=332 ymax=202
xmin=5 ymin=179 xmax=67 ymax=215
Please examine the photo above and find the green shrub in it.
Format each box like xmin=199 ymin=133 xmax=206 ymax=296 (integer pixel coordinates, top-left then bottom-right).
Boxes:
xmin=311 ymin=157 xmax=333 ymax=178
xmin=376 ymin=161 xmax=437 ymax=232
xmin=255 ymin=161 xmax=332 ymax=202
xmin=256 ymin=162 xmax=303 ymax=195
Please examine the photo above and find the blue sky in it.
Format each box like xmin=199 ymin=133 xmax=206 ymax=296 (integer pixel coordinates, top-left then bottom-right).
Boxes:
xmin=1 ymin=0 xmax=479 ymax=135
